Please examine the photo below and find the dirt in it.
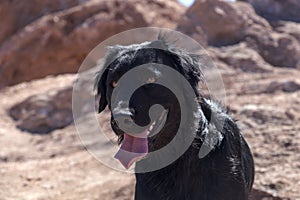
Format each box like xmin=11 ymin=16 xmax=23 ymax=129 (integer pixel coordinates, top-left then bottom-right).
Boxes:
xmin=0 ymin=65 xmax=299 ymax=199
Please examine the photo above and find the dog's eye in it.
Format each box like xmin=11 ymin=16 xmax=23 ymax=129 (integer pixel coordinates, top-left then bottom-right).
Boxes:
xmin=147 ymin=77 xmax=156 ymax=84
xmin=111 ymin=81 xmax=117 ymax=88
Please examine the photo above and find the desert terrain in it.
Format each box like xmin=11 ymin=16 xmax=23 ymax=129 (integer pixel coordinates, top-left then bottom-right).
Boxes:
xmin=0 ymin=0 xmax=299 ymax=199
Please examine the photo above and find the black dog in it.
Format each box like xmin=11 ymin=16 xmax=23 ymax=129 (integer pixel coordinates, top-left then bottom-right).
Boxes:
xmin=96 ymin=37 xmax=254 ymax=200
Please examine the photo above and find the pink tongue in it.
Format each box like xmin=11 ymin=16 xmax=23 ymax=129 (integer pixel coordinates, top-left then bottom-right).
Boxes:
xmin=114 ymin=129 xmax=148 ymax=169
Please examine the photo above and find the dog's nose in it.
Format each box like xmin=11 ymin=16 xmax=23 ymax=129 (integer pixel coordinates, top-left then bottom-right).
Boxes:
xmin=114 ymin=113 xmax=134 ymax=130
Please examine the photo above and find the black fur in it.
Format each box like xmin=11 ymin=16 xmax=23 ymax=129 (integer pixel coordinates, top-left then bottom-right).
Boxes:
xmin=95 ymin=37 xmax=254 ymax=200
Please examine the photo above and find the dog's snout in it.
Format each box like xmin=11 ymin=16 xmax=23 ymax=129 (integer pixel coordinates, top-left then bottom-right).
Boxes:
xmin=112 ymin=100 xmax=137 ymax=131
xmin=114 ymin=113 xmax=134 ymax=130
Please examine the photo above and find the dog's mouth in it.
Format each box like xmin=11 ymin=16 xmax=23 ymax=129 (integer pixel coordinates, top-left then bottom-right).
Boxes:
xmin=114 ymin=109 xmax=168 ymax=169
xmin=147 ymin=109 xmax=168 ymax=137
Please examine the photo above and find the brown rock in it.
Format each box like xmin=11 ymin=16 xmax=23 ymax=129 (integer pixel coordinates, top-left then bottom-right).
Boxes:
xmin=0 ymin=0 xmax=87 ymax=45
xmin=272 ymin=21 xmax=300 ymax=43
xmin=178 ymin=0 xmax=300 ymax=69
xmin=239 ymin=0 xmax=300 ymax=22
xmin=134 ymin=0 xmax=186 ymax=28
xmin=210 ymin=42 xmax=273 ymax=73
xmin=265 ymin=81 xmax=300 ymax=93
xmin=239 ymin=104 xmax=288 ymax=125
xmin=0 ymin=0 xmax=148 ymax=88
xmin=250 ymin=188 xmax=283 ymax=200
xmin=178 ymin=0 xmax=270 ymax=46
xmin=176 ymin=16 xmax=207 ymax=46
xmin=285 ymin=109 xmax=296 ymax=120
xmin=0 ymin=0 xmax=184 ymax=89
xmin=244 ymin=27 xmax=300 ymax=68
xmin=9 ymin=87 xmax=73 ymax=134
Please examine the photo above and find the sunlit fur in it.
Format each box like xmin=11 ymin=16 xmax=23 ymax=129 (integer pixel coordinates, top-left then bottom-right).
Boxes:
xmin=96 ymin=36 xmax=254 ymax=200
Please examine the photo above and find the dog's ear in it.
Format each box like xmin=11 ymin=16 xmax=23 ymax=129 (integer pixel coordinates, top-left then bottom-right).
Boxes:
xmin=94 ymin=45 xmax=125 ymax=113
xmin=152 ymin=37 xmax=203 ymax=92
xmin=95 ymin=68 xmax=109 ymax=113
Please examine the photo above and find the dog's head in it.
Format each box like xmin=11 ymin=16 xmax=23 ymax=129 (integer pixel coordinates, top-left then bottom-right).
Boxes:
xmin=95 ymin=38 xmax=203 ymax=169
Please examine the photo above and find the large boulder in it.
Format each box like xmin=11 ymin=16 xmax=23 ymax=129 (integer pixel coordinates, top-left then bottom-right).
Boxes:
xmin=9 ymin=87 xmax=73 ymax=134
xmin=176 ymin=16 xmax=207 ymax=46
xmin=177 ymin=0 xmax=271 ymax=46
xmin=272 ymin=21 xmax=300 ymax=43
xmin=239 ymin=0 xmax=300 ymax=22
xmin=0 ymin=0 xmax=87 ymax=45
xmin=209 ymin=43 xmax=273 ymax=73
xmin=0 ymin=0 xmax=147 ymax=88
xmin=8 ymin=66 xmax=96 ymax=134
xmin=244 ymin=27 xmax=300 ymax=68
xmin=0 ymin=0 xmax=184 ymax=89
xmin=178 ymin=0 xmax=300 ymax=68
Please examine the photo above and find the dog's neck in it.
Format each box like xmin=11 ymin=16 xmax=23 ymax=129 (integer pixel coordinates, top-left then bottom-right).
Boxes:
xmin=137 ymin=97 xmax=225 ymax=170
xmin=135 ymin=98 xmax=227 ymax=199
xmin=148 ymin=106 xmax=181 ymax=151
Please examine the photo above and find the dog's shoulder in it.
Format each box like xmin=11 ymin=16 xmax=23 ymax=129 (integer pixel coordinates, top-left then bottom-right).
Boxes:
xmin=196 ymin=98 xmax=242 ymax=151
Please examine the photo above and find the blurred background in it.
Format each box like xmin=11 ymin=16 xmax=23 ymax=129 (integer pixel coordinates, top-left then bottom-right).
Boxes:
xmin=0 ymin=0 xmax=299 ymax=199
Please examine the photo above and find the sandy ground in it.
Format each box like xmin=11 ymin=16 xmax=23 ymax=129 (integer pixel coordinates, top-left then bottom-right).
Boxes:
xmin=0 ymin=68 xmax=299 ymax=200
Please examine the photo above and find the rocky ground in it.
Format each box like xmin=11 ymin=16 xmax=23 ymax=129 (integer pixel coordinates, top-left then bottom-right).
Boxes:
xmin=0 ymin=0 xmax=300 ymax=200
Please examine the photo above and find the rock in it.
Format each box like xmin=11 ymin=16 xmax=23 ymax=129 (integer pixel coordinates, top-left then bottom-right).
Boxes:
xmin=209 ymin=58 xmax=235 ymax=74
xmin=178 ymin=0 xmax=300 ymax=69
xmin=239 ymin=0 xmax=300 ymax=22
xmin=73 ymin=66 xmax=100 ymax=118
xmin=134 ymin=0 xmax=185 ymax=28
xmin=0 ymin=0 xmax=184 ymax=89
xmin=244 ymin=27 xmax=300 ymax=68
xmin=265 ymin=81 xmax=300 ymax=93
xmin=9 ymin=87 xmax=73 ymax=133
xmin=8 ymin=66 xmax=108 ymax=134
xmin=285 ymin=109 xmax=296 ymax=120
xmin=0 ymin=0 xmax=148 ymax=88
xmin=271 ymin=21 xmax=300 ymax=43
xmin=250 ymin=188 xmax=283 ymax=200
xmin=210 ymin=42 xmax=273 ymax=73
xmin=178 ymin=0 xmax=271 ymax=46
xmin=176 ymin=16 xmax=207 ymax=46
xmin=236 ymin=79 xmax=300 ymax=95
xmin=239 ymin=104 xmax=288 ymax=125
xmin=0 ymin=0 xmax=87 ymax=45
